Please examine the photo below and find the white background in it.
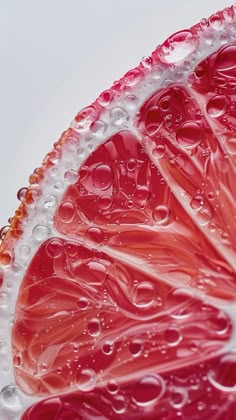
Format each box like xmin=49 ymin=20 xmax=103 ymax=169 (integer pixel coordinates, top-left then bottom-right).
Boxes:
xmin=0 ymin=0 xmax=231 ymax=228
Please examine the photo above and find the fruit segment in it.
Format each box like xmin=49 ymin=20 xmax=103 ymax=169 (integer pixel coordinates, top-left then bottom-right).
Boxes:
xmin=13 ymin=129 xmax=233 ymax=418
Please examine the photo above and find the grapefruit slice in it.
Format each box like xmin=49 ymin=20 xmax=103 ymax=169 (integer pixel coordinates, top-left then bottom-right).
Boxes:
xmin=1 ymin=4 xmax=236 ymax=419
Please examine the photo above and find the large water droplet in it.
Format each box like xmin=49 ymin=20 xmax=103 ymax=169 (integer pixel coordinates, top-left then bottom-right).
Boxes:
xmin=17 ymin=187 xmax=27 ymax=201
xmin=132 ymin=374 xmax=165 ymax=406
xmin=46 ymin=239 xmax=64 ymax=259
xmin=176 ymin=121 xmax=203 ymax=148
xmin=165 ymin=327 xmax=182 ymax=346
xmin=98 ymin=195 xmax=113 ymax=210
xmin=133 ymin=185 xmax=150 ymax=204
xmin=64 ymin=169 xmax=79 ymax=184
xmin=43 ymin=193 xmax=58 ymax=209
xmin=90 ymin=120 xmax=107 ymax=137
xmin=153 ymin=205 xmax=170 ymax=225
xmin=92 ymin=164 xmax=113 ymax=191
xmin=58 ymin=201 xmax=76 ymax=223
xmin=32 ymin=224 xmax=50 ymax=241
xmin=132 ymin=282 xmax=155 ymax=307
xmin=206 ymin=95 xmax=228 ymax=118
xmin=190 ymin=195 xmax=204 ymax=211
xmin=145 ymin=106 xmax=162 ymax=135
xmin=153 ymin=144 xmax=166 ymax=158
xmin=19 ymin=245 xmax=31 ymax=259
xmin=84 ymin=227 xmax=104 ymax=247
xmin=73 ymin=106 xmax=97 ymax=132
xmin=110 ymin=107 xmax=128 ymax=126
xmin=77 ymin=297 xmax=88 ymax=310
xmin=129 ymin=339 xmax=143 ymax=357
xmin=215 ymin=45 xmax=236 ymax=79
xmin=87 ymin=318 xmax=101 ymax=337
xmin=0 ymin=385 xmax=21 ymax=409
xmin=208 ymin=352 xmax=236 ymax=391
xmin=106 ymin=379 xmax=119 ymax=394
xmin=160 ymin=30 xmax=197 ymax=64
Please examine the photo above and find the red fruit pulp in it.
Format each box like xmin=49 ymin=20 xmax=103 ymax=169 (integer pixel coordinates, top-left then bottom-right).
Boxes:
xmin=1 ymin=5 xmax=236 ymax=420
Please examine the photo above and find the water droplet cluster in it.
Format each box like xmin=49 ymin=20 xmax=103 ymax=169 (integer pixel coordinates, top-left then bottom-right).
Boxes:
xmin=1 ymin=4 xmax=236 ymax=419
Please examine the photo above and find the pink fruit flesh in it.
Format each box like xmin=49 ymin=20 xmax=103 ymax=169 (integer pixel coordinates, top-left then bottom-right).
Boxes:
xmin=2 ymin=7 xmax=236 ymax=420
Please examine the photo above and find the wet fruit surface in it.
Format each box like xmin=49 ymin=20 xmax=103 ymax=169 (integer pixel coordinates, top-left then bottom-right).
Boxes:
xmin=2 ymin=5 xmax=236 ymax=420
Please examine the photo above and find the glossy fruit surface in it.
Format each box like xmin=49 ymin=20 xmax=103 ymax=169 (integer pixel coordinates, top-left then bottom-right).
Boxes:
xmin=1 ymin=5 xmax=236 ymax=420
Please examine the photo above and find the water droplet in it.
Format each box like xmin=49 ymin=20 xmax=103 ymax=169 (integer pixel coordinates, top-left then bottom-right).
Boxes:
xmin=107 ymin=379 xmax=119 ymax=394
xmin=92 ymin=164 xmax=113 ymax=191
xmin=19 ymin=245 xmax=31 ymax=259
xmin=43 ymin=193 xmax=58 ymax=208
xmin=153 ymin=205 xmax=170 ymax=225
xmin=160 ymin=30 xmax=197 ymax=64
xmin=190 ymin=195 xmax=204 ymax=211
xmin=88 ymin=318 xmax=101 ymax=337
xmin=17 ymin=187 xmax=27 ymax=201
xmin=133 ymin=185 xmax=150 ymax=204
xmin=77 ymin=297 xmax=88 ymax=310
xmin=145 ymin=106 xmax=162 ymax=135
xmin=153 ymin=144 xmax=166 ymax=158
xmin=142 ymin=55 xmax=153 ymax=68
xmin=98 ymin=195 xmax=113 ymax=210
xmin=64 ymin=169 xmax=78 ymax=184
xmin=0 ymin=226 xmax=10 ymax=240
xmin=14 ymin=353 xmax=23 ymax=368
xmin=73 ymin=106 xmax=97 ymax=132
xmin=223 ymin=7 xmax=234 ymax=22
xmin=129 ymin=339 xmax=143 ymax=357
xmin=0 ymin=251 xmax=12 ymax=267
xmin=110 ymin=107 xmax=128 ymax=126
xmin=78 ymin=369 xmax=96 ymax=391
xmin=209 ymin=14 xmax=222 ymax=30
xmin=102 ymin=341 xmax=114 ymax=355
xmin=160 ymin=96 xmax=171 ymax=111
xmin=170 ymin=387 xmax=188 ymax=409
xmin=0 ymin=385 xmax=20 ymax=409
xmin=112 ymin=395 xmax=127 ymax=414
xmin=46 ymin=239 xmax=64 ymax=259
xmin=176 ymin=121 xmax=203 ymax=148
xmin=54 ymin=181 xmax=64 ymax=191
xmin=125 ymin=69 xmax=141 ymax=86
xmin=58 ymin=201 xmax=76 ymax=223
xmin=125 ymin=94 xmax=138 ymax=110
xmin=32 ymin=224 xmax=50 ymax=241
xmin=90 ymin=119 xmax=107 ymax=137
xmin=197 ymin=202 xmax=213 ymax=226
xmin=165 ymin=327 xmax=182 ymax=346
xmin=72 ymin=343 xmax=79 ymax=353
xmin=208 ymin=352 xmax=236 ymax=391
xmin=84 ymin=227 xmax=104 ymax=247
xmin=132 ymin=282 xmax=155 ymax=307
xmin=98 ymin=90 xmax=112 ymax=107
xmin=132 ymin=374 xmax=165 ymax=406
xmin=206 ymin=95 xmax=228 ymax=118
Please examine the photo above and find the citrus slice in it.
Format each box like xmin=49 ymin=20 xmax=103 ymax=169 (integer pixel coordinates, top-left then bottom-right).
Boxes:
xmin=1 ymin=4 xmax=236 ymax=419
